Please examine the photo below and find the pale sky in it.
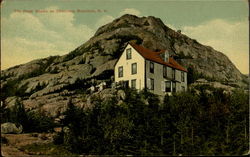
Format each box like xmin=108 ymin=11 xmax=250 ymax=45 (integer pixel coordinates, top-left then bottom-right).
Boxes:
xmin=1 ymin=0 xmax=249 ymax=74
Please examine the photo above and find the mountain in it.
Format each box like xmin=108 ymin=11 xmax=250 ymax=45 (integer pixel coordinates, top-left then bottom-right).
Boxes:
xmin=1 ymin=14 xmax=248 ymax=117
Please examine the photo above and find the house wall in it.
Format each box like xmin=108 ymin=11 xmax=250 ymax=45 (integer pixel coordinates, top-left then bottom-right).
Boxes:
xmin=114 ymin=44 xmax=145 ymax=90
xmin=145 ymin=60 xmax=165 ymax=95
xmin=145 ymin=60 xmax=187 ymax=96
xmin=175 ymin=69 xmax=187 ymax=92
xmin=114 ymin=44 xmax=187 ymax=96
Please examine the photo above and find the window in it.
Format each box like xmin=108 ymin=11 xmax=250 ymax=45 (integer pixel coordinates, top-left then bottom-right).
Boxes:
xmin=172 ymin=69 xmax=176 ymax=80
xmin=147 ymin=78 xmax=154 ymax=90
xmin=181 ymin=72 xmax=185 ymax=82
xmin=165 ymin=81 xmax=171 ymax=92
xmin=123 ymin=80 xmax=129 ymax=88
xmin=131 ymin=63 xmax=137 ymax=74
xmin=126 ymin=48 xmax=132 ymax=59
xmin=163 ymin=66 xmax=167 ymax=78
xmin=150 ymin=78 xmax=154 ymax=90
xmin=131 ymin=79 xmax=136 ymax=88
xmin=172 ymin=82 xmax=176 ymax=92
xmin=118 ymin=66 xmax=123 ymax=78
xmin=150 ymin=62 xmax=154 ymax=73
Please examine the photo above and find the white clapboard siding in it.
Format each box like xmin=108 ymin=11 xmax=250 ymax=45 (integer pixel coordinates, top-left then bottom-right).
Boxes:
xmin=161 ymin=81 xmax=165 ymax=92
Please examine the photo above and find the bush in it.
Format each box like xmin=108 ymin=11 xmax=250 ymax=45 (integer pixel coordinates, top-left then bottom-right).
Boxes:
xmin=53 ymin=131 xmax=64 ymax=145
xmin=26 ymin=111 xmax=56 ymax=133
xmin=5 ymin=99 xmax=29 ymax=130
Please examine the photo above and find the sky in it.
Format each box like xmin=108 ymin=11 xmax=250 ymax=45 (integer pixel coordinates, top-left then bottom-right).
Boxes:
xmin=1 ymin=0 xmax=249 ymax=74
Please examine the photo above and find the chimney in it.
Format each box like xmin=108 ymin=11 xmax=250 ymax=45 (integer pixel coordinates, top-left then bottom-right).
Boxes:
xmin=164 ymin=50 xmax=169 ymax=62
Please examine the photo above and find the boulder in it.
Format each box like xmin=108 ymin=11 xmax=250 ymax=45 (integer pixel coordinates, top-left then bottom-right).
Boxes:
xmin=1 ymin=122 xmax=23 ymax=134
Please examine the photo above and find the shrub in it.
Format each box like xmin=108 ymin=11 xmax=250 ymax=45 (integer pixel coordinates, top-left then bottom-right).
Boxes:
xmin=7 ymin=99 xmax=29 ymax=129
xmin=26 ymin=111 xmax=56 ymax=133
xmin=53 ymin=131 xmax=64 ymax=145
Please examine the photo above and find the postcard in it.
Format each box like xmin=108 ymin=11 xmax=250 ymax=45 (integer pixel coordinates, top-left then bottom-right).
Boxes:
xmin=1 ymin=0 xmax=249 ymax=156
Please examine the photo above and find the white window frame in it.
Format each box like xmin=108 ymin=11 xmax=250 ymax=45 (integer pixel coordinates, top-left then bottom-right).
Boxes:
xmin=131 ymin=63 xmax=137 ymax=75
xmin=131 ymin=79 xmax=136 ymax=88
xmin=147 ymin=78 xmax=154 ymax=90
xmin=126 ymin=48 xmax=132 ymax=60
xmin=181 ymin=72 xmax=185 ymax=82
xmin=118 ymin=66 xmax=123 ymax=78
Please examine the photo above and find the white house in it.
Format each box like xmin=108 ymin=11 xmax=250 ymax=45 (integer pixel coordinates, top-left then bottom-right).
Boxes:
xmin=114 ymin=42 xmax=188 ymax=96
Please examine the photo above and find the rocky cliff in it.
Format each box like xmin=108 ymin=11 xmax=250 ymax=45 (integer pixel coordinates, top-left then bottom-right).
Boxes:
xmin=1 ymin=14 xmax=248 ymax=117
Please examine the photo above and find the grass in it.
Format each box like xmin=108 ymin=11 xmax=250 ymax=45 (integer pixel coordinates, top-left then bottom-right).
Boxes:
xmin=19 ymin=143 xmax=76 ymax=156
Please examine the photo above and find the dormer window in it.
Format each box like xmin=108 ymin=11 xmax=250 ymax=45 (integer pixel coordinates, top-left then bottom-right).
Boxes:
xmin=126 ymin=48 xmax=132 ymax=59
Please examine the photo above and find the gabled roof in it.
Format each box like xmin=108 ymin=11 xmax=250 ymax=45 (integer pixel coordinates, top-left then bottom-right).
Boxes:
xmin=129 ymin=42 xmax=188 ymax=72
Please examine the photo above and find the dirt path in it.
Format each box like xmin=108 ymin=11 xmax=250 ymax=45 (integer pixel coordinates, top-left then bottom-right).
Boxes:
xmin=1 ymin=145 xmax=30 ymax=157
xmin=1 ymin=133 xmax=53 ymax=157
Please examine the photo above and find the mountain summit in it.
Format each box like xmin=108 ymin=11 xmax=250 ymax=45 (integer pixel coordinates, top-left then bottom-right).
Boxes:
xmin=93 ymin=14 xmax=245 ymax=82
xmin=1 ymin=14 xmax=247 ymax=116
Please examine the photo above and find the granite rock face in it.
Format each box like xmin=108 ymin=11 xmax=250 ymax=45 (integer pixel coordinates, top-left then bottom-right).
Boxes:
xmin=1 ymin=14 xmax=247 ymax=117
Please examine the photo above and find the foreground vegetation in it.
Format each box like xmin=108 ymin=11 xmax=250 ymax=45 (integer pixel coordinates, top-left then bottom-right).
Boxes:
xmin=1 ymin=99 xmax=55 ymax=133
xmin=19 ymin=143 xmax=75 ymax=156
xmin=1 ymin=84 xmax=248 ymax=155
xmin=53 ymin=86 xmax=248 ymax=155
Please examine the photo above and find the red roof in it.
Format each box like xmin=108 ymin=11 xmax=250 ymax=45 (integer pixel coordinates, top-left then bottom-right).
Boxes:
xmin=129 ymin=42 xmax=187 ymax=72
